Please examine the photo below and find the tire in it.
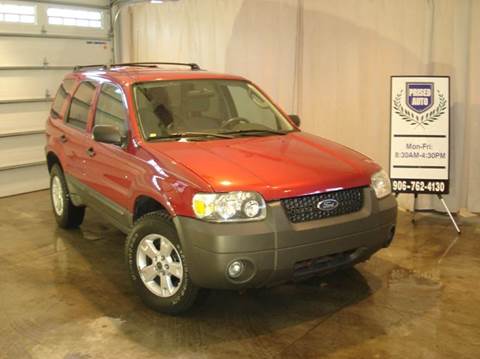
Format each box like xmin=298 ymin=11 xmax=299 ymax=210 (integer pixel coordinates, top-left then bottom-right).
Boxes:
xmin=50 ymin=164 xmax=85 ymax=228
xmin=126 ymin=211 xmax=200 ymax=315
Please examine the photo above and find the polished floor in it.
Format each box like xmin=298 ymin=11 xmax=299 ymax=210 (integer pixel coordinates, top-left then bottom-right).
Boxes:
xmin=0 ymin=191 xmax=479 ymax=359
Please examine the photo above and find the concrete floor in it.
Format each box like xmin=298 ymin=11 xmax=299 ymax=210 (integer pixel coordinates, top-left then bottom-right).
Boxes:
xmin=0 ymin=191 xmax=479 ymax=359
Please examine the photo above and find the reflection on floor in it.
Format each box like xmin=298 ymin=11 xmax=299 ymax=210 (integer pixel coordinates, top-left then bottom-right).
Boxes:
xmin=0 ymin=191 xmax=479 ymax=358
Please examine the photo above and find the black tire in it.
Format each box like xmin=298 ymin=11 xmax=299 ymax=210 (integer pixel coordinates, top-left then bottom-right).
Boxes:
xmin=126 ymin=211 xmax=200 ymax=315
xmin=49 ymin=164 xmax=85 ymax=228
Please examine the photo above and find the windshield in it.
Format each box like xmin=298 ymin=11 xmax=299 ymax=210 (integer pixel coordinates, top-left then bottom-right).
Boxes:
xmin=133 ymin=79 xmax=295 ymax=140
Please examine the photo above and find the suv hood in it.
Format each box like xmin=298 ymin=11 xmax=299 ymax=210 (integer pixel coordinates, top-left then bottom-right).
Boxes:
xmin=144 ymin=132 xmax=380 ymax=201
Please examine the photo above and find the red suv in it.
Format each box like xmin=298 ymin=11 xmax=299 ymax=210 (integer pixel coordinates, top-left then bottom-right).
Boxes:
xmin=45 ymin=62 xmax=397 ymax=314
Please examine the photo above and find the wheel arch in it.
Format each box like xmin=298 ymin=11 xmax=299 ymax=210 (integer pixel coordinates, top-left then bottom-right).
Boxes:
xmin=133 ymin=195 xmax=174 ymax=222
xmin=46 ymin=151 xmax=62 ymax=173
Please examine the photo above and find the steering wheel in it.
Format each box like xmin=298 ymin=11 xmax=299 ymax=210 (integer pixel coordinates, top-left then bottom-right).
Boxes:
xmin=221 ymin=117 xmax=250 ymax=129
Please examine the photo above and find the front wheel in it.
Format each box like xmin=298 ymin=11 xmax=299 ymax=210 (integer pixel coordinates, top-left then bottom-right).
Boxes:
xmin=125 ymin=211 xmax=200 ymax=315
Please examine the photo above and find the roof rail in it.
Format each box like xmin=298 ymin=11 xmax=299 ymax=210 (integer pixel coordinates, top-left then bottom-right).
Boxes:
xmin=74 ymin=62 xmax=202 ymax=72
xmin=112 ymin=62 xmax=202 ymax=70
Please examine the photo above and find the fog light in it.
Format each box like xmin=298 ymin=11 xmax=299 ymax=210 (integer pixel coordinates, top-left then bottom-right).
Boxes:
xmin=227 ymin=260 xmax=245 ymax=279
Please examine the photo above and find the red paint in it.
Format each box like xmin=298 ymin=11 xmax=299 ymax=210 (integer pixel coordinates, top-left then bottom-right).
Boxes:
xmin=45 ymin=67 xmax=380 ymax=218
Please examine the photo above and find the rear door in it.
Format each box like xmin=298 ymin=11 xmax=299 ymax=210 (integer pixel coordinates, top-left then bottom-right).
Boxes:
xmin=61 ymin=81 xmax=97 ymax=183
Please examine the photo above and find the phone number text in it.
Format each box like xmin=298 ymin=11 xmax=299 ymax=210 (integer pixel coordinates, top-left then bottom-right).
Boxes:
xmin=392 ymin=180 xmax=447 ymax=193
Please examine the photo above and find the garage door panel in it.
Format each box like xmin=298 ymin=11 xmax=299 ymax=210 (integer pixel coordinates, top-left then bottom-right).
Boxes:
xmin=0 ymin=0 xmax=111 ymax=197
xmin=0 ymin=38 xmax=111 ymax=66
xmin=0 ymin=70 xmax=70 ymax=99
xmin=0 ymin=165 xmax=48 ymax=198
xmin=0 ymin=146 xmax=45 ymax=170
xmin=0 ymin=133 xmax=45 ymax=153
xmin=0 ymin=26 xmax=110 ymax=40
xmin=0 ymin=2 xmax=110 ymax=38
xmin=0 ymin=116 xmax=48 ymax=134
xmin=43 ymin=22 xmax=110 ymax=38
xmin=40 ymin=1 xmax=110 ymax=38
xmin=0 ymin=102 xmax=50 ymax=133
xmin=0 ymin=134 xmax=45 ymax=181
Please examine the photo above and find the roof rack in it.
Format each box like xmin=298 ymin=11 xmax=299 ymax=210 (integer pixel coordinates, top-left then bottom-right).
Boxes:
xmin=113 ymin=62 xmax=202 ymax=70
xmin=73 ymin=64 xmax=109 ymax=72
xmin=73 ymin=62 xmax=202 ymax=72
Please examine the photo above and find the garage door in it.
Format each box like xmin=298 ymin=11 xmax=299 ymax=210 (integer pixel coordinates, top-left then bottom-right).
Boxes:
xmin=0 ymin=0 xmax=111 ymax=197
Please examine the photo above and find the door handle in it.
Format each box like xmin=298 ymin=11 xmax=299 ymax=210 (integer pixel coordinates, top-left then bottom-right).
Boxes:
xmin=59 ymin=134 xmax=67 ymax=143
xmin=86 ymin=147 xmax=96 ymax=157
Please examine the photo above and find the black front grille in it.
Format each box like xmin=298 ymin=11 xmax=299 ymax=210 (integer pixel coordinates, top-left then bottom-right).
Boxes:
xmin=281 ymin=187 xmax=364 ymax=223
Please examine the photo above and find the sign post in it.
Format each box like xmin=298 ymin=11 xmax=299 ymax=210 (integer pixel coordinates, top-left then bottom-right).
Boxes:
xmin=389 ymin=76 xmax=460 ymax=233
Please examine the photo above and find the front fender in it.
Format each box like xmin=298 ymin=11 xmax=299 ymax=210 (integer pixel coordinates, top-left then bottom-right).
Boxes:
xmin=127 ymin=146 xmax=213 ymax=218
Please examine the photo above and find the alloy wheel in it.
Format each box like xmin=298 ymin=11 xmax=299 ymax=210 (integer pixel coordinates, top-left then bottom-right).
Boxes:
xmin=136 ymin=234 xmax=184 ymax=298
xmin=51 ymin=176 xmax=64 ymax=216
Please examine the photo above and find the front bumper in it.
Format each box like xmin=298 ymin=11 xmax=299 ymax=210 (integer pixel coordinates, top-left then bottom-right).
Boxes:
xmin=174 ymin=188 xmax=397 ymax=289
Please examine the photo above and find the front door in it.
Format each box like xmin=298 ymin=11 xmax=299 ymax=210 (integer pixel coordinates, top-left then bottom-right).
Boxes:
xmin=83 ymin=82 xmax=137 ymax=230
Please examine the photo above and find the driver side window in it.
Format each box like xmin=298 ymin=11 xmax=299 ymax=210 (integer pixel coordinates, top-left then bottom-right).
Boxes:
xmin=94 ymin=83 xmax=128 ymax=135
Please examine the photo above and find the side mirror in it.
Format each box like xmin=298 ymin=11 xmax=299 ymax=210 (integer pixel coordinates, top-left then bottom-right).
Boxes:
xmin=289 ymin=114 xmax=301 ymax=127
xmin=92 ymin=125 xmax=124 ymax=146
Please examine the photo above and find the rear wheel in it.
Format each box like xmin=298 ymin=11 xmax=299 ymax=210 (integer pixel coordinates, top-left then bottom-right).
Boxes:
xmin=126 ymin=211 xmax=200 ymax=315
xmin=50 ymin=164 xmax=85 ymax=228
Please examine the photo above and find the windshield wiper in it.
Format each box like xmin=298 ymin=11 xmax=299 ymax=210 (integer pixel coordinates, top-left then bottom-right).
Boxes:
xmin=149 ymin=132 xmax=234 ymax=141
xmin=222 ymin=129 xmax=287 ymax=136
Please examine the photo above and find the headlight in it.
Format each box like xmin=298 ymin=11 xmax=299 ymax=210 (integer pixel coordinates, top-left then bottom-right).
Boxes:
xmin=371 ymin=169 xmax=392 ymax=199
xmin=192 ymin=191 xmax=266 ymax=222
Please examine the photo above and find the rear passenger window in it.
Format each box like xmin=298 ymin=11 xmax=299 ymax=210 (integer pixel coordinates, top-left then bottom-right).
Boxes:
xmin=94 ymin=83 xmax=128 ymax=134
xmin=51 ymin=79 xmax=76 ymax=118
xmin=66 ymin=81 xmax=96 ymax=131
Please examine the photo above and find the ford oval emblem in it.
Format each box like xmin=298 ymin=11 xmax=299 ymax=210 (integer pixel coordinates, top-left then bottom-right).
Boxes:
xmin=317 ymin=199 xmax=339 ymax=211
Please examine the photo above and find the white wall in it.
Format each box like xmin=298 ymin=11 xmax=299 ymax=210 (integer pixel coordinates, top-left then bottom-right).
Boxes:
xmin=120 ymin=0 xmax=480 ymax=213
